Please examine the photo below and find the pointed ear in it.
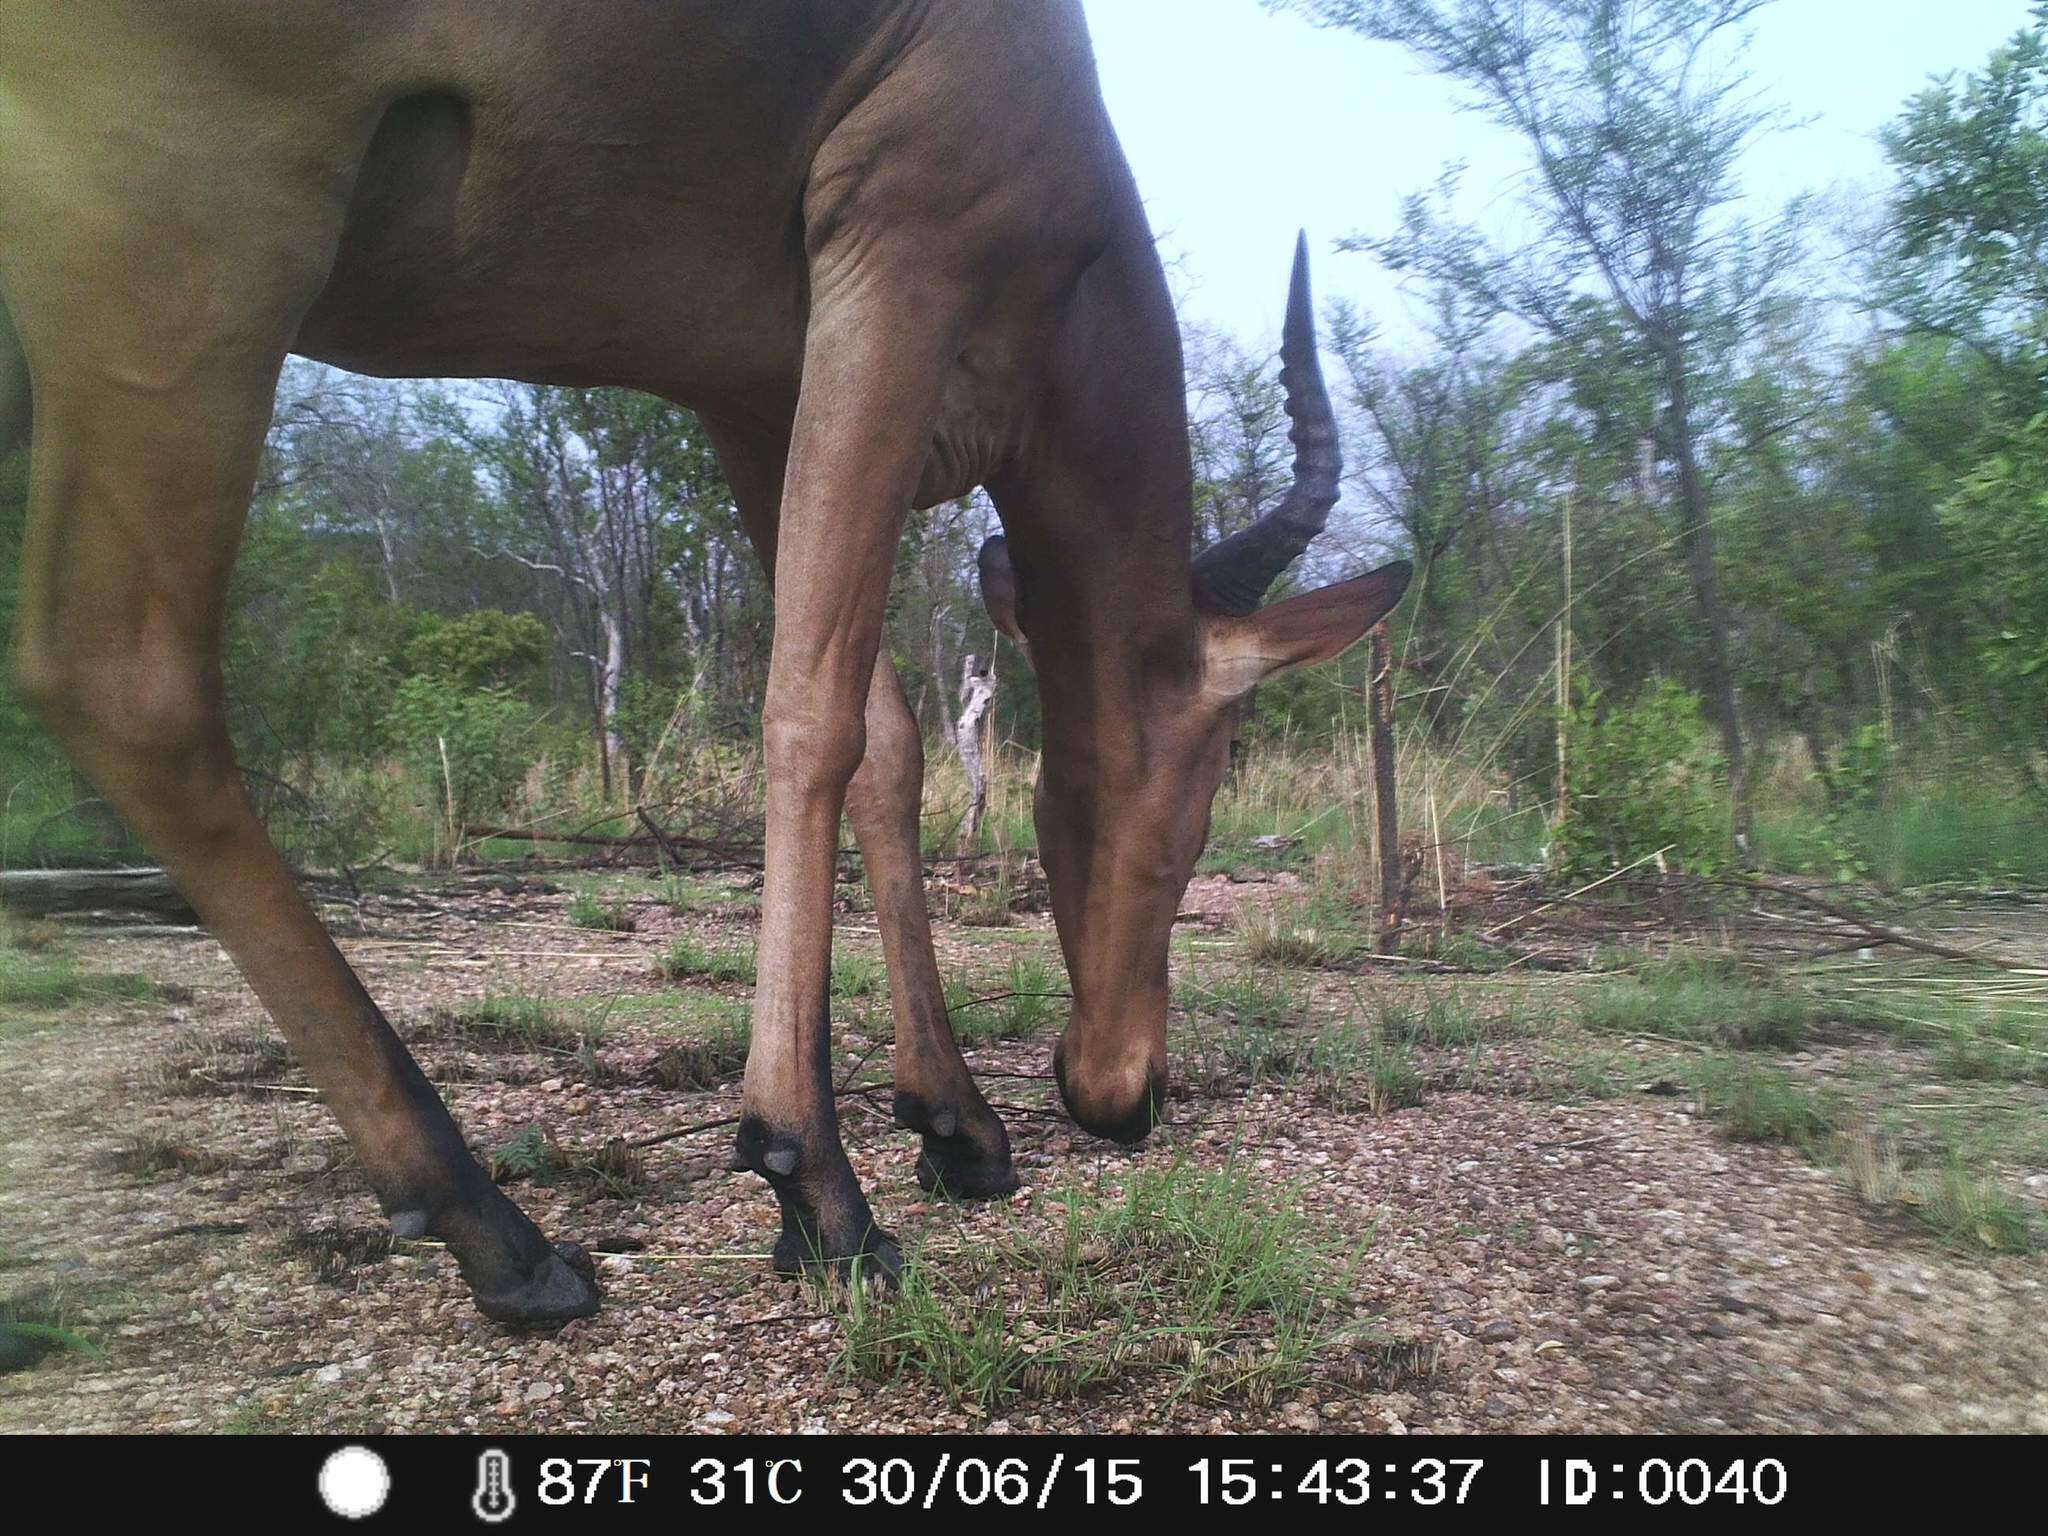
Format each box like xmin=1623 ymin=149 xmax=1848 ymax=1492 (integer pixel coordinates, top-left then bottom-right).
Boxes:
xmin=1201 ymin=559 xmax=1412 ymax=701
xmin=977 ymin=534 xmax=1033 ymax=672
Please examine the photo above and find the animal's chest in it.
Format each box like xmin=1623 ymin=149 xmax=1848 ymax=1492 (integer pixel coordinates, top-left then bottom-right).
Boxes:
xmin=916 ymin=337 xmax=1042 ymax=507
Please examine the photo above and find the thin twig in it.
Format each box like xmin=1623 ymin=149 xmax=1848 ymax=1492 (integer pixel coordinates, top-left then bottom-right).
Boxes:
xmin=1483 ymin=846 xmax=1674 ymax=938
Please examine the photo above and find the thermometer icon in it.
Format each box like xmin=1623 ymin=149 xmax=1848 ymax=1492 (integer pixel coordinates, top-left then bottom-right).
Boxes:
xmin=472 ymin=1448 xmax=517 ymax=1525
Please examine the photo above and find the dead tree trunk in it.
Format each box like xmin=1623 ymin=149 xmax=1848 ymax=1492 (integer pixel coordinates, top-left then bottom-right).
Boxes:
xmin=953 ymin=653 xmax=996 ymax=850
xmin=0 ymin=868 xmax=198 ymax=923
xmin=597 ymin=602 xmax=630 ymax=796
xmin=1368 ymin=621 xmax=1405 ymax=953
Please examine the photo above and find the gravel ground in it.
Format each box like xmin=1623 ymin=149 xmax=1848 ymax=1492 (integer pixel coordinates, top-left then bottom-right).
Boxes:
xmin=2 ymin=877 xmax=2043 ymax=1434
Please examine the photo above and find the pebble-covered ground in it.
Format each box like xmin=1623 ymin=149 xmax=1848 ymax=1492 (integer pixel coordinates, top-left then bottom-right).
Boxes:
xmin=1 ymin=874 xmax=2043 ymax=1434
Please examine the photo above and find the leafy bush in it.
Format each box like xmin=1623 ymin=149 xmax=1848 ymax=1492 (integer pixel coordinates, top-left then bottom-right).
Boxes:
xmin=227 ymin=557 xmax=409 ymax=768
xmin=1555 ymin=680 xmax=1731 ymax=879
xmin=388 ymin=676 xmax=540 ymax=839
xmin=401 ymin=609 xmax=550 ymax=690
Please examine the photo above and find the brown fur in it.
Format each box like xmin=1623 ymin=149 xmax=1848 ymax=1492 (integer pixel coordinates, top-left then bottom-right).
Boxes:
xmin=0 ymin=1 xmax=1407 ymax=1319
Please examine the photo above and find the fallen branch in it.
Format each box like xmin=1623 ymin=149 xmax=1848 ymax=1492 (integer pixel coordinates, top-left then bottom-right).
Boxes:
xmin=1722 ymin=874 xmax=2024 ymax=970
xmin=629 ymin=1111 xmax=743 ymax=1151
xmin=0 ymin=867 xmax=197 ymax=923
xmin=467 ymin=824 xmax=763 ymax=868
xmin=635 ymin=805 xmax=688 ymax=869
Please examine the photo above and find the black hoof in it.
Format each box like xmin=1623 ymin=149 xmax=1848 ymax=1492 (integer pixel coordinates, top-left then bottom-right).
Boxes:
xmin=897 ymin=1093 xmax=1018 ymax=1201
xmin=915 ymin=1135 xmax=1019 ymax=1200
xmin=472 ymin=1241 xmax=603 ymax=1327
xmin=736 ymin=1115 xmax=901 ymax=1288
xmin=772 ymin=1223 xmax=904 ymax=1287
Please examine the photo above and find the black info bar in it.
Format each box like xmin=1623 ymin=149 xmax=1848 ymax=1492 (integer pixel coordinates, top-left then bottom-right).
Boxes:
xmin=3 ymin=1434 xmax=2010 ymax=1519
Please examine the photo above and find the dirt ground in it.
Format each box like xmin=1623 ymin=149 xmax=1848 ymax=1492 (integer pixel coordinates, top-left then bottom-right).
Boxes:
xmin=2 ymin=869 xmax=2044 ymax=1434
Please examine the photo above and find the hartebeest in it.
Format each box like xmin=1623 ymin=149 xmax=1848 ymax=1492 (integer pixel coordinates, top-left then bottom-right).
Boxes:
xmin=0 ymin=1 xmax=1409 ymax=1324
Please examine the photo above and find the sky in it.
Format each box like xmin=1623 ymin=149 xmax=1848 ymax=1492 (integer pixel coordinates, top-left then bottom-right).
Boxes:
xmin=1081 ymin=0 xmax=2035 ymax=352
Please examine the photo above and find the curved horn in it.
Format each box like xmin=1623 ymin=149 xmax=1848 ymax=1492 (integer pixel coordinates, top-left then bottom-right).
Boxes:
xmin=1191 ymin=231 xmax=1343 ymax=616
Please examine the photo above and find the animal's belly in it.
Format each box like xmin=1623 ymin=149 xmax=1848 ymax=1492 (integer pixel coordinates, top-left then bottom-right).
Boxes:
xmin=295 ymin=92 xmax=808 ymax=417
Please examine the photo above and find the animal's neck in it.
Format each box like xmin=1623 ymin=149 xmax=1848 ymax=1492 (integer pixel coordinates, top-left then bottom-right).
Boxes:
xmin=994 ymin=202 xmax=1202 ymax=685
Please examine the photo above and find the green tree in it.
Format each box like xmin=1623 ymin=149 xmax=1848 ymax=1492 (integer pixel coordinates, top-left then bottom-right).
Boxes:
xmin=1877 ymin=4 xmax=2048 ymax=374
xmin=1276 ymin=0 xmax=1808 ymax=844
xmin=1873 ymin=5 xmax=2048 ymax=786
xmin=428 ymin=383 xmax=737 ymax=798
xmin=1329 ymin=291 xmax=1544 ymax=739
xmin=1939 ymin=412 xmax=2048 ymax=770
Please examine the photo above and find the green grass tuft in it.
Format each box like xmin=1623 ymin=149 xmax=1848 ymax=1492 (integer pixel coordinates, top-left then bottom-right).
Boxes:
xmin=1303 ymin=1022 xmax=1426 ymax=1113
xmin=1177 ymin=966 xmax=1308 ymax=1029
xmin=658 ymin=935 xmax=757 ymax=986
xmin=1689 ymin=1057 xmax=1838 ymax=1147
xmin=1400 ymin=929 xmax=1519 ymax=971
xmin=1236 ymin=891 xmax=1363 ymax=967
xmin=834 ymin=1158 xmax=1368 ymax=1409
xmin=1579 ymin=954 xmax=1810 ymax=1049
xmin=831 ymin=949 xmax=886 ymax=1000
xmin=1905 ymin=1161 xmax=2037 ymax=1254
xmin=442 ymin=990 xmax=592 ymax=1054
xmin=1374 ymin=988 xmax=1495 ymax=1048
xmin=566 ymin=891 xmax=637 ymax=932
xmin=0 ymin=1285 xmax=104 ymax=1373
xmin=0 ymin=948 xmax=159 ymax=1020
xmin=1527 ymin=1043 xmax=1636 ymax=1102
xmin=657 ymin=874 xmax=755 ymax=914
xmin=947 ymin=955 xmax=1065 ymax=1046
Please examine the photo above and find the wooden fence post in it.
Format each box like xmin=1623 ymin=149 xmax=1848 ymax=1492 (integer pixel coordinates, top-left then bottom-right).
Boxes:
xmin=1369 ymin=620 xmax=1405 ymax=952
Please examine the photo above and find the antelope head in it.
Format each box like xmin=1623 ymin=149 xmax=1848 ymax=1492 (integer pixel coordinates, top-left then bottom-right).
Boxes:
xmin=978 ymin=235 xmax=1412 ymax=1143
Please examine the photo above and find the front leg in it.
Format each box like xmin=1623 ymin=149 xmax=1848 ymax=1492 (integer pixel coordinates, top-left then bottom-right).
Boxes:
xmin=704 ymin=415 xmax=1017 ymax=1207
xmin=733 ymin=284 xmax=965 ymax=1281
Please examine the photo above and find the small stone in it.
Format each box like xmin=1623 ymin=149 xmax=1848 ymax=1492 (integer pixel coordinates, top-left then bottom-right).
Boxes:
xmin=1579 ymin=1274 xmax=1619 ymax=1290
xmin=1478 ymin=1322 xmax=1519 ymax=1344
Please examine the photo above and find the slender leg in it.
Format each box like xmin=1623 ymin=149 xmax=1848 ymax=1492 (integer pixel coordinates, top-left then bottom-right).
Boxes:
xmin=704 ymin=417 xmax=1016 ymax=1203
xmin=718 ymin=281 xmax=970 ymax=1278
xmin=847 ymin=659 xmax=1017 ymax=1196
xmin=2 ymin=193 xmax=597 ymax=1327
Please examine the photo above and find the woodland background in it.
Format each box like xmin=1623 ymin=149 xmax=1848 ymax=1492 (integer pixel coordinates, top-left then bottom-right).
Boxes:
xmin=7 ymin=0 xmax=2048 ymax=899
